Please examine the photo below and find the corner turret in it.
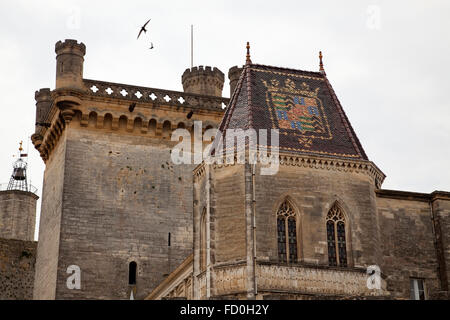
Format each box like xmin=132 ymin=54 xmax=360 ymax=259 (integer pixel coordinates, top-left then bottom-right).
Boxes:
xmin=55 ymin=39 xmax=86 ymax=90
xmin=182 ymin=66 xmax=224 ymax=97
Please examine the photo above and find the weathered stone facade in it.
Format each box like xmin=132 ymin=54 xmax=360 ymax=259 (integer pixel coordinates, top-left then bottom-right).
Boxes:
xmin=17 ymin=38 xmax=449 ymax=300
xmin=31 ymin=39 xmax=227 ymax=300
xmin=146 ymin=59 xmax=450 ymax=301
xmin=0 ymin=190 xmax=38 ymax=242
xmin=0 ymin=238 xmax=37 ymax=300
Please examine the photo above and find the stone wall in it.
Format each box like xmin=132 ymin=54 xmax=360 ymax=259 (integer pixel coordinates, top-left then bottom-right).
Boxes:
xmin=50 ymin=125 xmax=194 ymax=299
xmin=432 ymin=194 xmax=450 ymax=292
xmin=0 ymin=238 xmax=37 ymax=300
xmin=376 ymin=193 xmax=441 ymax=299
xmin=0 ymin=190 xmax=38 ymax=241
xmin=254 ymin=162 xmax=381 ymax=268
xmin=33 ymin=130 xmax=67 ymax=299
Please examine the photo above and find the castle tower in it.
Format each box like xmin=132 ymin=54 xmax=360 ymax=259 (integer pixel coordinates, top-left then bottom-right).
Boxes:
xmin=0 ymin=143 xmax=38 ymax=242
xmin=182 ymin=66 xmax=224 ymax=97
xmin=55 ymin=39 xmax=86 ymax=90
xmin=32 ymin=39 xmax=227 ymax=299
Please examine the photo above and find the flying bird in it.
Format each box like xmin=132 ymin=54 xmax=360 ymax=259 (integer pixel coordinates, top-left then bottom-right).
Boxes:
xmin=186 ymin=110 xmax=194 ymax=119
xmin=137 ymin=19 xmax=151 ymax=39
xmin=149 ymin=42 xmax=154 ymax=49
xmin=129 ymin=102 xmax=136 ymax=112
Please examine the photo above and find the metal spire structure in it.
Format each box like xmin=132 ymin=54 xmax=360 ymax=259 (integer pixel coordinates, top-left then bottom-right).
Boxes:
xmin=7 ymin=141 xmax=30 ymax=192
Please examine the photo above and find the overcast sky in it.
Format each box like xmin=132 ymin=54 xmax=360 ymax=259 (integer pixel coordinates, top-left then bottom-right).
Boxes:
xmin=1 ymin=0 xmax=449 ymax=241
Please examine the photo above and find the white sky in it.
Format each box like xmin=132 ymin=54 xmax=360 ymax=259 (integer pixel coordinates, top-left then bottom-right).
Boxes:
xmin=0 ymin=0 xmax=449 ymax=241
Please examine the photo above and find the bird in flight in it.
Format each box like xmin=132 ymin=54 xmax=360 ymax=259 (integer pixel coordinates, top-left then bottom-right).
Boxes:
xmin=137 ymin=19 xmax=151 ymax=39
xmin=149 ymin=42 xmax=154 ymax=49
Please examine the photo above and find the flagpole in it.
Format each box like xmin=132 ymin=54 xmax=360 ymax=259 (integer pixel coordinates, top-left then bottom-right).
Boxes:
xmin=191 ymin=24 xmax=193 ymax=69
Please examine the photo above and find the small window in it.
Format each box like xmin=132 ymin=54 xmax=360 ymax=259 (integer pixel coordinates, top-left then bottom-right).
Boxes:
xmin=129 ymin=261 xmax=137 ymax=285
xmin=410 ymin=278 xmax=425 ymax=300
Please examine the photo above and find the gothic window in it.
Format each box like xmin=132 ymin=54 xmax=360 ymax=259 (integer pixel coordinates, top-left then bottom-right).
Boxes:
xmin=200 ymin=208 xmax=207 ymax=272
xmin=326 ymin=203 xmax=348 ymax=267
xmin=129 ymin=261 xmax=137 ymax=285
xmin=277 ymin=200 xmax=298 ymax=263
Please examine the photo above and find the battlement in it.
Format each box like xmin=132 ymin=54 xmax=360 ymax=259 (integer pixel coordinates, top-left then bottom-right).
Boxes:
xmin=55 ymin=39 xmax=86 ymax=56
xmin=35 ymin=88 xmax=51 ymax=101
xmin=182 ymin=66 xmax=225 ymax=97
xmin=182 ymin=66 xmax=224 ymax=82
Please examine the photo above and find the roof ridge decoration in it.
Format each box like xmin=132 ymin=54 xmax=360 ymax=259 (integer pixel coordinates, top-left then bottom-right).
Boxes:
xmin=319 ymin=51 xmax=325 ymax=74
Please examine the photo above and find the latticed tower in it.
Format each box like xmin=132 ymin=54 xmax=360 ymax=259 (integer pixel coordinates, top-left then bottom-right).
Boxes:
xmin=0 ymin=142 xmax=38 ymax=242
xmin=7 ymin=142 xmax=30 ymax=192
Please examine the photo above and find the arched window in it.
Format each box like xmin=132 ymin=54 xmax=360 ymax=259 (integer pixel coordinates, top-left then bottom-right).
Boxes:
xmin=129 ymin=261 xmax=137 ymax=285
xmin=326 ymin=203 xmax=347 ymax=267
xmin=277 ymin=200 xmax=298 ymax=263
xmin=200 ymin=209 xmax=207 ymax=272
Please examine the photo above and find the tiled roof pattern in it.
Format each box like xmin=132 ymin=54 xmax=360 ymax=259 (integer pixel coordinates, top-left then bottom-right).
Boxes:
xmin=218 ymin=64 xmax=368 ymax=160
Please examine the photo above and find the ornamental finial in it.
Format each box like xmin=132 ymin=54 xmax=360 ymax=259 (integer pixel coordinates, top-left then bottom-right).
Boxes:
xmin=246 ymin=42 xmax=252 ymax=64
xmin=319 ymin=51 xmax=325 ymax=73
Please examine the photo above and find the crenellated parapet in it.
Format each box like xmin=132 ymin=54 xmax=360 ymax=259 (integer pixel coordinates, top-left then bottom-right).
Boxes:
xmin=182 ymin=66 xmax=225 ymax=97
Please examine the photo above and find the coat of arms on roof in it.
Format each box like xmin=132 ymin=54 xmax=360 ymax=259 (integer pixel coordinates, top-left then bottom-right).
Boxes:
xmin=262 ymin=78 xmax=332 ymax=142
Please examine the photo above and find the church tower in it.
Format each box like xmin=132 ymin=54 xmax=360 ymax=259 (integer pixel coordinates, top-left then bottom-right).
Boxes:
xmin=31 ymin=39 xmax=228 ymax=299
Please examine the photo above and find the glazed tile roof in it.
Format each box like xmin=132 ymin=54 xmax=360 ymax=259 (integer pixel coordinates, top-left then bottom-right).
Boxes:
xmin=218 ymin=63 xmax=368 ymax=160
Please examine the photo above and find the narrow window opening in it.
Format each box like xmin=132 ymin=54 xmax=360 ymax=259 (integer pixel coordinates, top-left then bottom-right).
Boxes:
xmin=129 ymin=261 xmax=137 ymax=285
xmin=168 ymin=232 xmax=171 ymax=247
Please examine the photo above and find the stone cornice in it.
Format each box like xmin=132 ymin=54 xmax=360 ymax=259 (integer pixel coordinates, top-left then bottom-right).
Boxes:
xmin=376 ymin=189 xmax=450 ymax=202
xmin=32 ymin=78 xmax=229 ymax=163
xmin=194 ymin=153 xmax=386 ymax=188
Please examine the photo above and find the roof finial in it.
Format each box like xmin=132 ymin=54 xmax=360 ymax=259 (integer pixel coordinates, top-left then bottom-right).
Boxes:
xmin=319 ymin=51 xmax=325 ymax=73
xmin=246 ymin=42 xmax=252 ymax=64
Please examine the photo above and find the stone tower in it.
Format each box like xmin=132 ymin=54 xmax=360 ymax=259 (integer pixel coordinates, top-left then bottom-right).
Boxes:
xmin=55 ymin=39 xmax=86 ymax=90
xmin=0 ymin=145 xmax=38 ymax=242
xmin=182 ymin=66 xmax=224 ymax=97
xmin=32 ymin=39 xmax=228 ymax=299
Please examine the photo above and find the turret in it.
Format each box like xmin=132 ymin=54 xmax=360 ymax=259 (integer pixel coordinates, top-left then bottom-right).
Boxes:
xmin=55 ymin=39 xmax=86 ymax=90
xmin=228 ymin=66 xmax=243 ymax=98
xmin=34 ymin=88 xmax=52 ymax=132
xmin=182 ymin=66 xmax=224 ymax=97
